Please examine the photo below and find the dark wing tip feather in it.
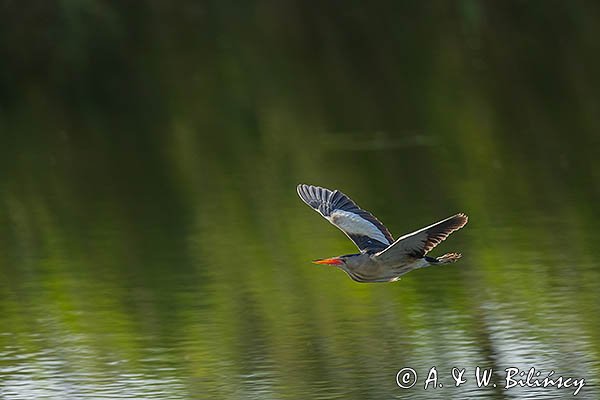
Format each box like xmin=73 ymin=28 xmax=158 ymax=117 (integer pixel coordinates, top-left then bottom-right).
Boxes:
xmin=297 ymin=184 xmax=320 ymax=205
xmin=297 ymin=184 xmax=333 ymax=215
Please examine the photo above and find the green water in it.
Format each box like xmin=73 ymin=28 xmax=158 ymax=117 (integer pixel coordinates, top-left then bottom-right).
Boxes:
xmin=1 ymin=2 xmax=600 ymax=399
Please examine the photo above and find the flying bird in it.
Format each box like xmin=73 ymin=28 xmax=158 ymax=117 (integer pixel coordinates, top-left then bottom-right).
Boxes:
xmin=297 ymin=184 xmax=468 ymax=283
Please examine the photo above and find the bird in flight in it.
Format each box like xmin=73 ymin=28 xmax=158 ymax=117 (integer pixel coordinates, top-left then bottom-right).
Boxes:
xmin=297 ymin=184 xmax=468 ymax=283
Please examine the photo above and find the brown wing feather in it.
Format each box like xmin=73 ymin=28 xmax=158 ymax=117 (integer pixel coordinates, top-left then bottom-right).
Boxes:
xmin=420 ymin=213 xmax=468 ymax=256
xmin=374 ymin=213 xmax=468 ymax=262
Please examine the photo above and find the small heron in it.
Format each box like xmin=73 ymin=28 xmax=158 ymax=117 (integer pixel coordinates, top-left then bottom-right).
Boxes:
xmin=297 ymin=184 xmax=468 ymax=283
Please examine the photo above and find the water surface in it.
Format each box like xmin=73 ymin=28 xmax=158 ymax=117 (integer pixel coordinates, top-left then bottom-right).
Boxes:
xmin=1 ymin=2 xmax=600 ymax=399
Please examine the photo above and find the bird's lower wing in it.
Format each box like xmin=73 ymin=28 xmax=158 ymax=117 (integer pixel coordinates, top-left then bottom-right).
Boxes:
xmin=374 ymin=213 xmax=468 ymax=263
xmin=297 ymin=184 xmax=394 ymax=252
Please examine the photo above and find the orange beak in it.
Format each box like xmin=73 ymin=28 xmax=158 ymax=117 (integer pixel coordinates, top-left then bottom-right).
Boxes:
xmin=312 ymin=257 xmax=344 ymax=265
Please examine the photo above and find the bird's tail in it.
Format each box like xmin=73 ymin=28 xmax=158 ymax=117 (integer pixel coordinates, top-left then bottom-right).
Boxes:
xmin=433 ymin=253 xmax=462 ymax=264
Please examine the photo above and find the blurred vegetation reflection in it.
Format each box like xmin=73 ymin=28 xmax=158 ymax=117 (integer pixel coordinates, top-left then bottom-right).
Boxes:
xmin=1 ymin=1 xmax=599 ymax=399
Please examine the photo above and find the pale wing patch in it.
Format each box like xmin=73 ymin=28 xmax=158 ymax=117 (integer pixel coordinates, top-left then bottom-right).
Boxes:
xmin=328 ymin=210 xmax=391 ymax=245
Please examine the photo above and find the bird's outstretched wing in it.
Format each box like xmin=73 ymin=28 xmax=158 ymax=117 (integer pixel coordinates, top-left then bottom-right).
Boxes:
xmin=374 ymin=213 xmax=468 ymax=262
xmin=297 ymin=184 xmax=394 ymax=252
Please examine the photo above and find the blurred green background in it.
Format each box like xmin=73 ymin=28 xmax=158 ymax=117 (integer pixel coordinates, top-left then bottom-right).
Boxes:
xmin=1 ymin=1 xmax=599 ymax=399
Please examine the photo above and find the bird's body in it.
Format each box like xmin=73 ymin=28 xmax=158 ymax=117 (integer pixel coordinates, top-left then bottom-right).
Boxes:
xmin=297 ymin=184 xmax=468 ymax=283
xmin=329 ymin=252 xmax=460 ymax=283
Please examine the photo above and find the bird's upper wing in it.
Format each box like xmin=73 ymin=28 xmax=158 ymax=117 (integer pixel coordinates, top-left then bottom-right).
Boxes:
xmin=297 ymin=184 xmax=394 ymax=252
xmin=374 ymin=213 xmax=468 ymax=262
